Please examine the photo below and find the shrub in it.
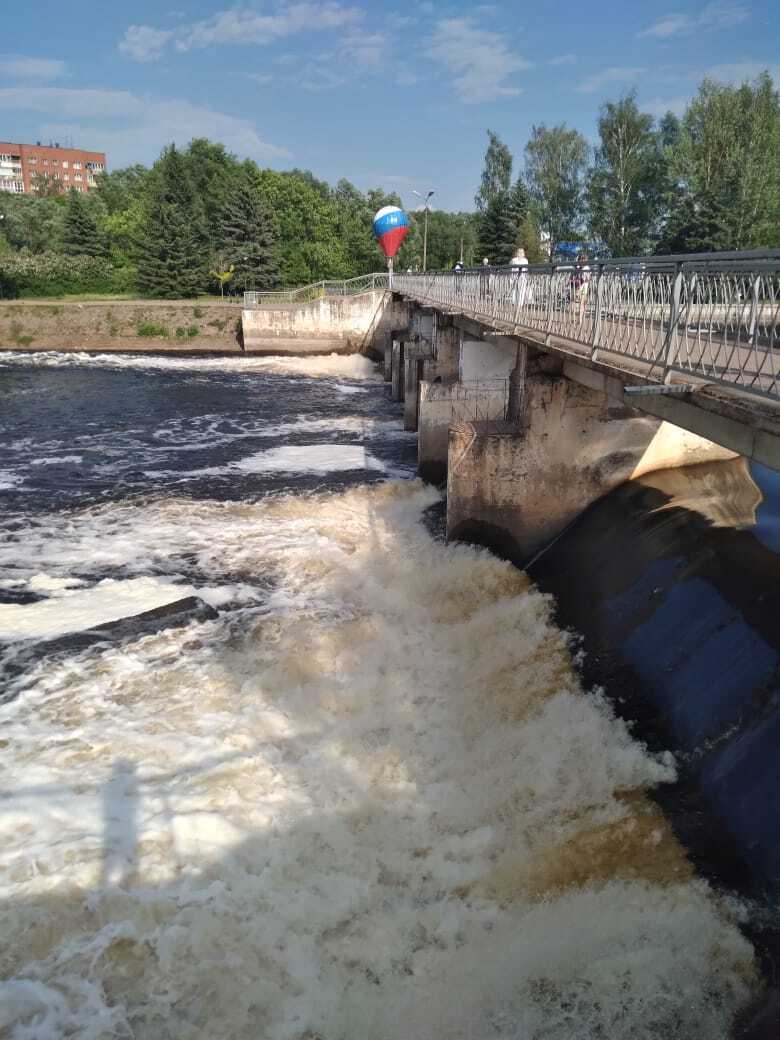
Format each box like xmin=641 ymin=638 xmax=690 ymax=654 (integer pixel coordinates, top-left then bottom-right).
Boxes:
xmin=208 ymin=318 xmax=226 ymax=331
xmin=192 ymin=306 xmax=204 ymax=318
xmin=137 ymin=322 xmax=169 ymax=338
xmin=0 ymin=252 xmax=136 ymax=297
xmin=175 ymin=325 xmax=199 ymax=339
xmin=7 ymin=321 xmax=34 ymax=347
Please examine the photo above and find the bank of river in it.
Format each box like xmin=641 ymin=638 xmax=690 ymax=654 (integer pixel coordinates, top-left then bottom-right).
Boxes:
xmin=0 ymin=350 xmax=771 ymax=1038
xmin=0 ymin=300 xmax=244 ymax=353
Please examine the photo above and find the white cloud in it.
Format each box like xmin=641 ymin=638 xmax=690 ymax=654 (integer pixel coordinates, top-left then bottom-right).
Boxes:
xmin=576 ymin=66 xmax=645 ymax=94
xmin=427 ymin=17 xmax=531 ymax=103
xmin=549 ymin=54 xmax=577 ymax=66
xmin=705 ymin=61 xmax=780 ymax=84
xmin=0 ymin=87 xmax=290 ymax=166
xmin=639 ymin=1 xmax=749 ymax=38
xmin=119 ymin=26 xmax=175 ymax=62
xmin=0 ymin=56 xmax=66 ymax=82
xmin=341 ymin=29 xmax=387 ymax=69
xmin=119 ymin=3 xmax=363 ymax=61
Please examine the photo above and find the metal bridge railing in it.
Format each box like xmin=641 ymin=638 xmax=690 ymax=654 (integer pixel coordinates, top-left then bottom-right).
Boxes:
xmin=393 ymin=249 xmax=780 ymax=403
xmin=244 ymin=272 xmax=388 ymax=308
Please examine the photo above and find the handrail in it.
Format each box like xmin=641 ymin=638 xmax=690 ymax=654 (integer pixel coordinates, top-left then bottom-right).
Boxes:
xmin=244 ymin=272 xmax=388 ymax=307
xmin=391 ymin=253 xmax=780 ymax=403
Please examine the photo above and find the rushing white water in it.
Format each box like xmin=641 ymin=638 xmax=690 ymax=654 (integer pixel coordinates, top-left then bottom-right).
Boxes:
xmin=0 ymin=475 xmax=759 ymax=1039
xmin=0 ymin=350 xmax=380 ymax=380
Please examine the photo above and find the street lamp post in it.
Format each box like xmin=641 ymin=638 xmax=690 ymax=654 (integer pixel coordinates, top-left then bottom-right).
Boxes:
xmin=412 ymin=189 xmax=435 ymax=273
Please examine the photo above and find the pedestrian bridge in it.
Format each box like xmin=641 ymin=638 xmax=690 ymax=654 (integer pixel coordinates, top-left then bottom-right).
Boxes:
xmin=244 ymin=250 xmax=780 ymax=562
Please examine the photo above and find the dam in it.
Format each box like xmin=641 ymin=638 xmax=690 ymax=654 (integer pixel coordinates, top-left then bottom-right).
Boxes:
xmin=0 ymin=248 xmax=779 ymax=1038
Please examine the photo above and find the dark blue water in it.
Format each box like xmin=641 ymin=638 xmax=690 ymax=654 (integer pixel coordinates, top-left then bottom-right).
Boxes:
xmin=0 ymin=353 xmax=413 ymax=513
xmin=0 ymin=352 xmax=415 ymax=689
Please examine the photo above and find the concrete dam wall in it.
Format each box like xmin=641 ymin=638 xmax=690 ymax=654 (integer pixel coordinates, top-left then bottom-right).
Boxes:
xmin=241 ymin=289 xmax=406 ymax=355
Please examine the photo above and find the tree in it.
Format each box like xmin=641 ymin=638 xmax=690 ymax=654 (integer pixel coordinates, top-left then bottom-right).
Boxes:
xmin=518 ymin=212 xmax=545 ymax=262
xmin=478 ymin=191 xmax=517 ymax=264
xmin=134 ymin=145 xmax=206 ymax=298
xmin=659 ymin=72 xmax=780 ymax=251
xmin=31 ymin=172 xmax=64 ymax=198
xmin=587 ymin=93 xmax=662 ymax=256
xmin=221 ymin=173 xmax=281 ymax=291
xmin=63 ymin=189 xmax=108 ymax=257
xmin=525 ymin=124 xmax=589 ymax=254
xmin=210 ymin=259 xmax=234 ymax=299
xmin=475 ymin=130 xmax=513 ymax=214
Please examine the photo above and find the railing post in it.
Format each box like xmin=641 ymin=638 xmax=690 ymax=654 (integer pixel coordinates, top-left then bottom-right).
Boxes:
xmin=591 ymin=263 xmax=604 ymax=360
xmin=662 ymin=262 xmax=685 ymax=383
xmin=544 ymin=263 xmax=555 ymax=346
xmin=747 ymin=274 xmax=762 ymax=346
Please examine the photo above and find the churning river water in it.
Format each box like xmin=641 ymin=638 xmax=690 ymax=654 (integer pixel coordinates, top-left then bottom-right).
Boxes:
xmin=0 ymin=350 xmax=770 ymax=1039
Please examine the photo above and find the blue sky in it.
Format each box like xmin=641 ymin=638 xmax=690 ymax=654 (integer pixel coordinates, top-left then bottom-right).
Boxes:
xmin=2 ymin=0 xmax=778 ymax=211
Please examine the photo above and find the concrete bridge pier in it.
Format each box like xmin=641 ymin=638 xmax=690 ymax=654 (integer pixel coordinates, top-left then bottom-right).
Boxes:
xmin=417 ymin=327 xmax=519 ymax=483
xmin=384 ymin=326 xmax=408 ymax=381
xmin=447 ymin=352 xmax=738 ymax=565
xmin=390 ymin=339 xmax=405 ymax=401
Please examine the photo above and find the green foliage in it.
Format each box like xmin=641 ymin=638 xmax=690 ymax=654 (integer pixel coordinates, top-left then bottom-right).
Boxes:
xmin=193 ymin=306 xmax=205 ymax=318
xmin=0 ymin=252 xmax=132 ymax=297
xmin=525 ymin=123 xmax=590 ymax=252
xmin=478 ymin=192 xmax=516 ymax=265
xmin=3 ymin=71 xmax=776 ymax=302
xmin=518 ymin=212 xmax=545 ymax=262
xmin=137 ymin=322 xmax=169 ymax=337
xmin=0 ymin=195 xmax=65 ymax=254
xmin=134 ymin=145 xmax=207 ymax=298
xmin=657 ymin=73 xmax=780 ymax=252
xmin=587 ymin=93 xmax=662 ymax=255
xmin=64 ymin=189 xmax=108 ymax=257
xmin=475 ymin=131 xmax=513 ymax=214
xmin=221 ymin=175 xmax=280 ymax=291
xmin=175 ymin=325 xmax=199 ymax=339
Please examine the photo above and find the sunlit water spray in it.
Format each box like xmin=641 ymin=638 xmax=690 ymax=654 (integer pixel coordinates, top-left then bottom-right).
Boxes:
xmin=0 ymin=354 xmax=760 ymax=1038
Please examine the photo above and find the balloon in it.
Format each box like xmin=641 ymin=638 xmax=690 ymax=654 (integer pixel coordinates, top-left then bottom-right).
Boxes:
xmin=373 ymin=205 xmax=410 ymax=259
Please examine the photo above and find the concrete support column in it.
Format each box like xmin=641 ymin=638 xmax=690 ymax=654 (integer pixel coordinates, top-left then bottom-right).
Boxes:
xmin=385 ymin=326 xmax=408 ymax=381
xmin=391 ymin=339 xmax=405 ymax=402
xmin=423 ymin=317 xmax=460 ymax=382
xmin=410 ymin=306 xmax=434 ymax=348
xmin=404 ymin=344 xmax=433 ymax=432
xmin=447 ymin=373 xmax=737 ymax=565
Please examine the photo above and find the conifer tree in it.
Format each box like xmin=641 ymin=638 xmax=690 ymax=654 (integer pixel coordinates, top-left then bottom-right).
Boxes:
xmin=221 ymin=176 xmax=280 ymax=291
xmin=478 ymin=190 xmax=518 ymax=265
xmin=63 ymin=189 xmax=107 ymax=257
xmin=134 ymin=146 xmax=206 ymax=298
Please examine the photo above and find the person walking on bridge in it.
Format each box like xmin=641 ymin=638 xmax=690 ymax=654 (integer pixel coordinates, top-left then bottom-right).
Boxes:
xmin=510 ymin=248 xmax=529 ymax=310
xmin=479 ymin=257 xmax=491 ymax=303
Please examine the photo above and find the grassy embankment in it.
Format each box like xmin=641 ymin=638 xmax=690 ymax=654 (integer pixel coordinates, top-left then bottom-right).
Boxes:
xmin=0 ymin=299 xmax=244 ymax=353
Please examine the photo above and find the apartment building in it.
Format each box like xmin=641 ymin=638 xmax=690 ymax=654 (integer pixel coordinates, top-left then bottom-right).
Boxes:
xmin=0 ymin=141 xmax=107 ymax=195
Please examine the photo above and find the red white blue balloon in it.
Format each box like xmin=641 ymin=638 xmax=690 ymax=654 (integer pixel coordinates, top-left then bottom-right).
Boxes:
xmin=373 ymin=206 xmax=410 ymax=259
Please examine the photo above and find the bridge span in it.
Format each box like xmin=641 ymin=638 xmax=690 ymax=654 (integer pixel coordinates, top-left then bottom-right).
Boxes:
xmin=244 ymin=250 xmax=780 ymax=563
xmin=386 ymin=251 xmax=780 ymax=562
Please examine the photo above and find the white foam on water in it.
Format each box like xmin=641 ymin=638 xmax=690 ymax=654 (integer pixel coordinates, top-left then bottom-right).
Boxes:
xmin=0 ymin=481 xmax=759 ymax=1039
xmin=0 ymin=576 xmax=194 ymax=641
xmin=0 ymin=350 xmax=380 ymax=380
xmin=0 ymin=469 xmax=24 ymax=490
xmin=235 ymin=443 xmax=387 ymax=475
xmin=30 ymin=456 xmax=84 ymax=467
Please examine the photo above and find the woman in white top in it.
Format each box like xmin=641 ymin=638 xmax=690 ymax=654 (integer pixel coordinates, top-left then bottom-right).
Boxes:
xmin=510 ymin=248 xmax=529 ymax=308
